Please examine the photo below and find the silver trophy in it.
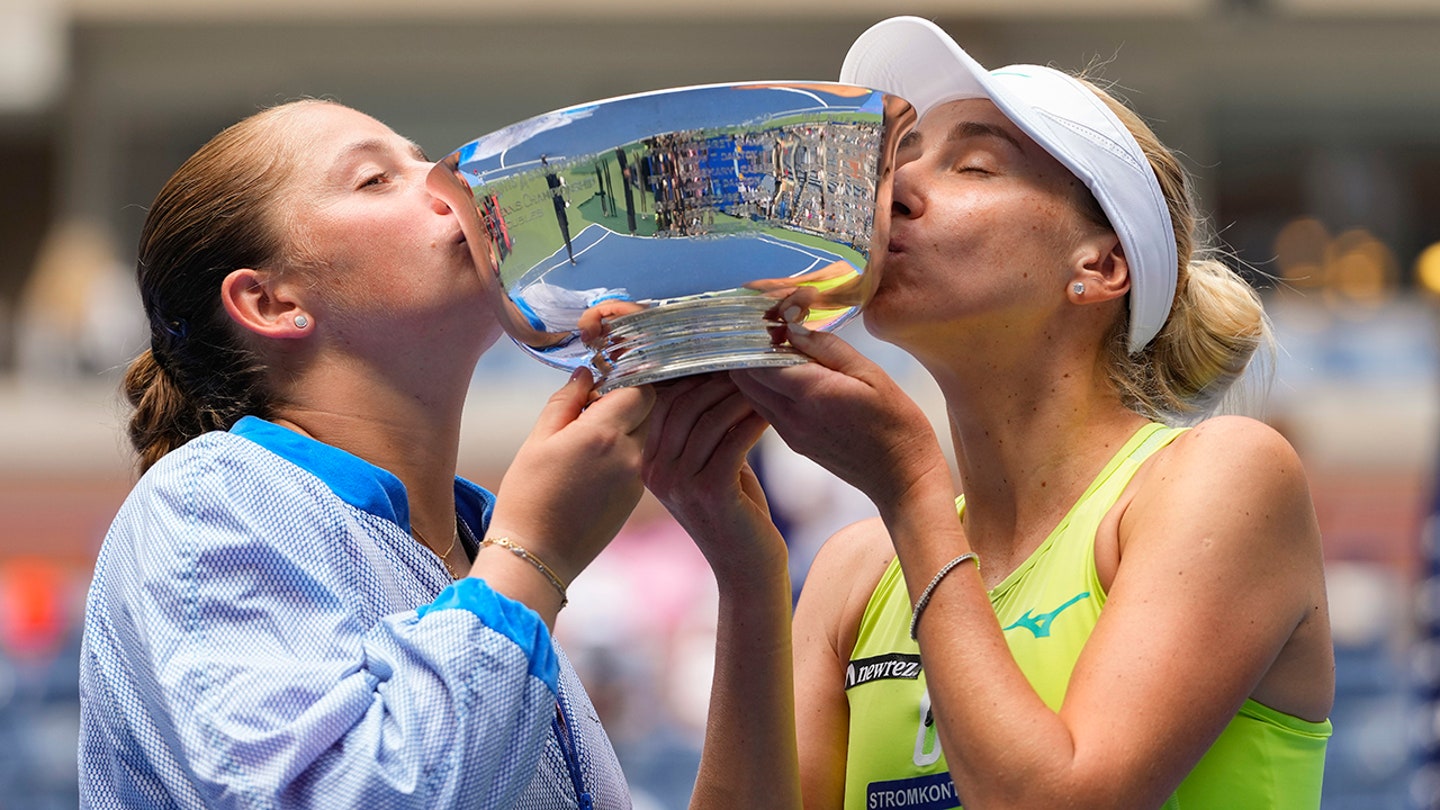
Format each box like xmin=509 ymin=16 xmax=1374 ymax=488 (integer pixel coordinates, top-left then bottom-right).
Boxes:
xmin=429 ymin=82 xmax=913 ymax=392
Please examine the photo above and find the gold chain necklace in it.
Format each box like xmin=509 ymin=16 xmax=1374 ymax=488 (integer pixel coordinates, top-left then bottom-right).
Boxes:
xmin=413 ymin=520 xmax=460 ymax=579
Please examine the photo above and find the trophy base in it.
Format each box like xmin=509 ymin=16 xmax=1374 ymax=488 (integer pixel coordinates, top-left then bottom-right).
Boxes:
xmin=594 ymin=294 xmax=809 ymax=394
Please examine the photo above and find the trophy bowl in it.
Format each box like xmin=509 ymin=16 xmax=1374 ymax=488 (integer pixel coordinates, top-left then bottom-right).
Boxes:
xmin=429 ymin=81 xmax=914 ymax=393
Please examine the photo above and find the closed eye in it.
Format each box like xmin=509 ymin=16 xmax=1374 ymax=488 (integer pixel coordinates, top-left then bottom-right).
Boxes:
xmin=956 ymin=165 xmax=992 ymax=174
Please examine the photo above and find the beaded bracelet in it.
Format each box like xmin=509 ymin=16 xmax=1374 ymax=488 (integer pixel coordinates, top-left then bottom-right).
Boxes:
xmin=909 ymin=552 xmax=980 ymax=640
xmin=482 ymin=537 xmax=569 ymax=608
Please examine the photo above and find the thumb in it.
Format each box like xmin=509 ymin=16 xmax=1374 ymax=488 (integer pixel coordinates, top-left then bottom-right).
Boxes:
xmin=582 ymin=382 xmax=656 ymax=436
xmin=784 ymin=323 xmax=868 ymax=376
xmin=530 ymin=367 xmax=594 ymax=439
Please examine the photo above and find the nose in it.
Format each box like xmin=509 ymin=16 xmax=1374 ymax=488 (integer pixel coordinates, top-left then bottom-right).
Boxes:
xmin=889 ymin=158 xmax=922 ymax=220
xmin=429 ymin=189 xmax=453 ymax=217
xmin=425 ymin=163 xmax=460 ymax=217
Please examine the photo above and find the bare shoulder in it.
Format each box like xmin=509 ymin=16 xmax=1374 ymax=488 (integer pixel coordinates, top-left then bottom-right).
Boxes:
xmin=1114 ymin=416 xmax=1333 ymax=721
xmin=796 ymin=516 xmax=896 ymax=659
xmin=1179 ymin=414 xmax=1302 ymax=464
xmin=812 ymin=514 xmax=893 ymax=567
xmin=808 ymin=516 xmax=896 ymax=607
xmin=1142 ymin=415 xmax=1312 ymax=511
xmin=1174 ymin=414 xmax=1302 ymax=459
xmin=1122 ymin=412 xmax=1322 ymax=585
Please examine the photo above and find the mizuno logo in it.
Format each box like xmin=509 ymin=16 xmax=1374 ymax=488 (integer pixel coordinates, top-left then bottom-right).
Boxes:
xmin=1002 ymin=592 xmax=1090 ymax=638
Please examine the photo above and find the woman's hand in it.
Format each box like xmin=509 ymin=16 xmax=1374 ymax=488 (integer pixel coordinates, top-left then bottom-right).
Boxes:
xmin=486 ymin=369 xmax=654 ymax=586
xmin=731 ymin=324 xmax=949 ymax=515
xmin=645 ymin=373 xmax=803 ymax=810
xmin=642 ymin=374 xmax=786 ymax=588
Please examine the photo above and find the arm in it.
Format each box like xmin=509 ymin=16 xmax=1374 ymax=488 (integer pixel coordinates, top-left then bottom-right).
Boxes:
xmin=87 ymin=371 xmax=654 ymax=808
xmin=792 ymin=517 xmax=897 ymax=809
xmin=88 ymin=446 xmax=561 ymax=808
xmin=639 ymin=375 xmax=800 ymax=810
xmin=473 ymin=368 xmax=655 ymax=628
xmin=736 ymin=330 xmax=1328 ymax=809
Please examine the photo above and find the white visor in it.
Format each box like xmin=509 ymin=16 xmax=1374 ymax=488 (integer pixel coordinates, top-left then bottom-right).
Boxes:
xmin=841 ymin=16 xmax=1177 ymax=353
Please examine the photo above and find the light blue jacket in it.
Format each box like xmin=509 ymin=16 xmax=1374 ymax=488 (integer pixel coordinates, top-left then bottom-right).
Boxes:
xmin=79 ymin=416 xmax=629 ymax=808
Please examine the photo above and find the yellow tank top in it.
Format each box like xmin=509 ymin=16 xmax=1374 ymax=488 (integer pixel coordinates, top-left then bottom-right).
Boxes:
xmin=842 ymin=422 xmax=1331 ymax=809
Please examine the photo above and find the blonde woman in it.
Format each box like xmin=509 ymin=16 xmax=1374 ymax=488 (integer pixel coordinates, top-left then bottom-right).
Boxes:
xmin=650 ymin=16 xmax=1333 ymax=809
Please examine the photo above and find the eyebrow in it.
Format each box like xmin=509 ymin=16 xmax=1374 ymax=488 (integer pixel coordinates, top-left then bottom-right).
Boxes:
xmin=337 ymin=137 xmax=429 ymax=165
xmin=947 ymin=121 xmax=1024 ymax=152
xmin=898 ymin=120 xmax=1025 ymax=153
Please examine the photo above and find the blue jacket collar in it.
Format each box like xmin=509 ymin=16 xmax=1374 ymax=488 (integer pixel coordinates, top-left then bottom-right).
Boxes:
xmin=230 ymin=416 xmax=495 ymax=544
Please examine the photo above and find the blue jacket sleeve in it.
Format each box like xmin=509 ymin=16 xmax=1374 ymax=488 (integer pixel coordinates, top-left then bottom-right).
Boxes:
xmin=79 ymin=436 xmax=560 ymax=808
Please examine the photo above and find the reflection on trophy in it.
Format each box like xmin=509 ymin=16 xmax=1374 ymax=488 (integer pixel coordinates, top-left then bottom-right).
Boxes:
xmin=428 ymin=82 xmax=914 ymax=393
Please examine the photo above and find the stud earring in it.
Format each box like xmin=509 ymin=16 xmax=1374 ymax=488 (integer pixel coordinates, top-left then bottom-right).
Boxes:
xmin=1071 ymin=282 xmax=1085 ymax=296
xmin=294 ymin=315 xmax=310 ymax=329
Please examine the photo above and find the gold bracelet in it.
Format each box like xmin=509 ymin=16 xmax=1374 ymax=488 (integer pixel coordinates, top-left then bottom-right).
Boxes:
xmin=481 ymin=537 xmax=569 ymax=608
xmin=909 ymin=552 xmax=980 ymax=640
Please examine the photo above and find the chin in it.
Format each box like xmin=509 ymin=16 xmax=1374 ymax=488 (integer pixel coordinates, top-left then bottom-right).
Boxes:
xmin=860 ymin=289 xmax=906 ymax=337
xmin=861 ymin=294 xmax=942 ymax=356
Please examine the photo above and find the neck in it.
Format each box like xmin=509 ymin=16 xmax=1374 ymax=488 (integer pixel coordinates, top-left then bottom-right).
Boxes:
xmin=924 ymin=339 xmax=1146 ymax=574
xmin=273 ymin=360 xmax=469 ymax=547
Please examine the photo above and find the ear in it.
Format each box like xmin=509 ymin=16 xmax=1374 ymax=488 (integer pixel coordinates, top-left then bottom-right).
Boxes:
xmin=220 ymin=268 xmax=312 ymax=339
xmin=1068 ymin=233 xmax=1131 ymax=304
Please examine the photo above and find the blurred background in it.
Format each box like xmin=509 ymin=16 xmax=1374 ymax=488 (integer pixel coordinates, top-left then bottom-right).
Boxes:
xmin=1 ymin=0 xmax=1437 ymax=807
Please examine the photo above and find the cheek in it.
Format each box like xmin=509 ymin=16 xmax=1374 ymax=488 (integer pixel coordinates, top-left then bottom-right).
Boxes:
xmin=990 ymin=192 xmax=1089 ymax=270
xmin=1027 ymin=173 xmax=1096 ymax=245
xmin=287 ymin=214 xmax=370 ymax=279
xmin=318 ymin=230 xmax=414 ymax=289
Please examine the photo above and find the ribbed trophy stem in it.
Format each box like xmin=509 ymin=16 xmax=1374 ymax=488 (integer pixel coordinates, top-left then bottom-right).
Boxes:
xmin=594 ymin=293 xmax=807 ymax=393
